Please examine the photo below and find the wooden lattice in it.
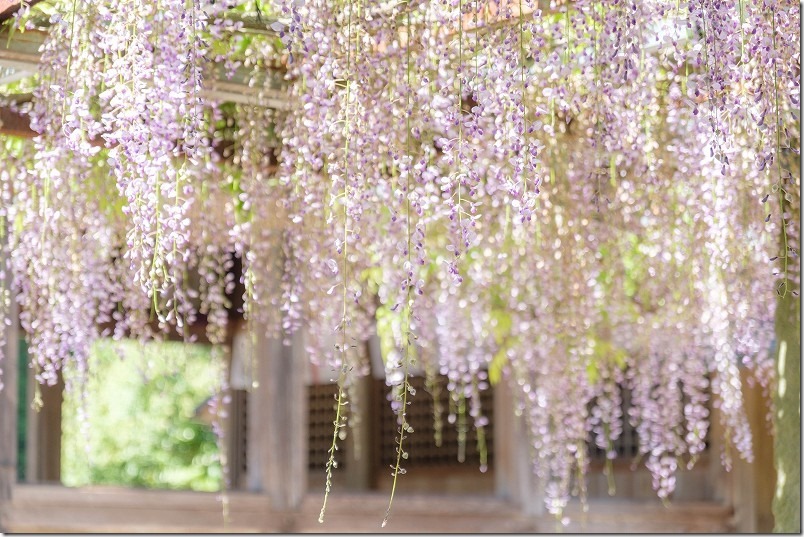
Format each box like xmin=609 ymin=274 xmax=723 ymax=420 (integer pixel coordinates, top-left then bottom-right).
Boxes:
xmin=374 ymin=376 xmax=495 ymax=469
xmin=307 ymin=383 xmax=347 ymax=471
xmin=588 ymin=388 xmax=711 ymax=461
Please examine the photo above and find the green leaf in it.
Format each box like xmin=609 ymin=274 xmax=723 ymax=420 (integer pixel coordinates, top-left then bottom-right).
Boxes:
xmin=586 ymin=359 xmax=599 ymax=385
xmin=490 ymin=309 xmax=512 ymax=345
xmin=488 ymin=347 xmax=508 ymax=386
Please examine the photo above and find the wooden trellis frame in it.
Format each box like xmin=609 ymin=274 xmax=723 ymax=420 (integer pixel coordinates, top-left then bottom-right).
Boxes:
xmin=0 ymin=1 xmax=289 ymax=138
xmin=0 ymin=29 xmax=288 ymax=138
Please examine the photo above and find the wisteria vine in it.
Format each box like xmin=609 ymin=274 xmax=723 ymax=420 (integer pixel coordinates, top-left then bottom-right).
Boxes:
xmin=0 ymin=0 xmax=799 ymax=525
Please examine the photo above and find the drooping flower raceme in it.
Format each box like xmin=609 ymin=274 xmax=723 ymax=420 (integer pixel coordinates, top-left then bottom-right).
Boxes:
xmin=0 ymin=0 xmax=798 ymax=523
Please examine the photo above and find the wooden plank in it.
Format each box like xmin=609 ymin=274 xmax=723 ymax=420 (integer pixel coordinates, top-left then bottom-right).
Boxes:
xmin=0 ymin=28 xmax=42 ymax=73
xmin=5 ymin=482 xmax=735 ymax=533
xmin=8 ymin=484 xmax=282 ymax=533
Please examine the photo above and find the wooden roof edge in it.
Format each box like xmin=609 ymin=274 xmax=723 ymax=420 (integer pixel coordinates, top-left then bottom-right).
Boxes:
xmin=0 ymin=0 xmax=43 ymax=24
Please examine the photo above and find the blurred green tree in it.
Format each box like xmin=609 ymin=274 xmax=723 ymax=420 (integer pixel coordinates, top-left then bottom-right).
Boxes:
xmin=61 ymin=339 xmax=222 ymax=492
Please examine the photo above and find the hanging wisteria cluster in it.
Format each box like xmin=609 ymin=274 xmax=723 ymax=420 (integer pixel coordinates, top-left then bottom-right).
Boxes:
xmin=0 ymin=0 xmax=799 ymax=522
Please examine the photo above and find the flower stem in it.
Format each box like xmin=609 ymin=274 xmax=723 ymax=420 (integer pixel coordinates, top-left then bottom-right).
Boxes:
xmin=383 ymin=3 xmax=415 ymax=527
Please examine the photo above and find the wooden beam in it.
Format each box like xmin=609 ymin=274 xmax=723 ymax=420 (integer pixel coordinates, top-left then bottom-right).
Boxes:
xmin=0 ymin=28 xmax=289 ymax=109
xmin=0 ymin=105 xmax=32 ymax=137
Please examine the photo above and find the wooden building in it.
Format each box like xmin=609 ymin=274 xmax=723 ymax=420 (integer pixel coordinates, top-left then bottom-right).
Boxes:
xmin=0 ymin=308 xmax=777 ymax=532
xmin=0 ymin=3 xmax=779 ymax=532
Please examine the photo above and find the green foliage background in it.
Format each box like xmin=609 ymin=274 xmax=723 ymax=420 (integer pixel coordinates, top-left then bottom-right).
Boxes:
xmin=61 ymin=339 xmax=222 ymax=492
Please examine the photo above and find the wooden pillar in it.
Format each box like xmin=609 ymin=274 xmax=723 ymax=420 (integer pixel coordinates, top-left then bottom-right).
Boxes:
xmin=23 ymin=374 xmax=62 ymax=484
xmin=0 ymin=269 xmax=19 ymax=530
xmin=246 ymin=326 xmax=308 ymax=511
xmin=727 ymin=369 xmax=776 ymax=533
xmin=493 ymin=379 xmax=544 ymax=516
xmin=342 ymin=369 xmax=373 ymax=491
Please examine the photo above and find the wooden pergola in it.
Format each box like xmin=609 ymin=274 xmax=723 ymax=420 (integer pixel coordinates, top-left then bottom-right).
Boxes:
xmin=0 ymin=0 xmax=777 ymax=532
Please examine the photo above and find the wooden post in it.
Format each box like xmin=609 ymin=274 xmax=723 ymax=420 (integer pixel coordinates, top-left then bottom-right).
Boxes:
xmin=0 ymin=255 xmax=19 ymax=530
xmin=22 ymin=384 xmax=62 ymax=484
xmin=342 ymin=368 xmax=373 ymax=491
xmin=727 ymin=369 xmax=776 ymax=533
xmin=246 ymin=326 xmax=308 ymax=512
xmin=493 ymin=379 xmax=544 ymax=516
